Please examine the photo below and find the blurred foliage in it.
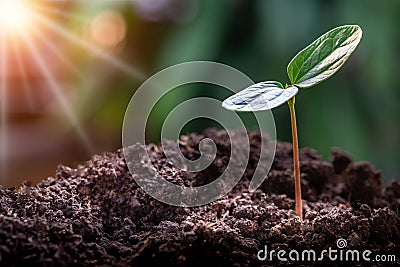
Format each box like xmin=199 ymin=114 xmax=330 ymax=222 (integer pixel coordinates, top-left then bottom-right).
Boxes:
xmin=70 ymin=0 xmax=400 ymax=182
xmin=149 ymin=0 xmax=400 ymax=181
xmin=2 ymin=0 xmax=400 ymax=185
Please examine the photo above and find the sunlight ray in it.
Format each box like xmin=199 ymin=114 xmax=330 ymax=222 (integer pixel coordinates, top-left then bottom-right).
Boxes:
xmin=19 ymin=31 xmax=95 ymax=154
xmin=30 ymin=2 xmax=92 ymax=24
xmin=0 ymin=33 xmax=8 ymax=181
xmin=11 ymin=40 xmax=36 ymax=111
xmin=30 ymin=10 xmax=147 ymax=81
xmin=30 ymin=25 xmax=84 ymax=79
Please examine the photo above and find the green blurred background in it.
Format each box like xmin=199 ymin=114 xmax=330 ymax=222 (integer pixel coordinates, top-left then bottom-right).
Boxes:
xmin=1 ymin=0 xmax=399 ymax=187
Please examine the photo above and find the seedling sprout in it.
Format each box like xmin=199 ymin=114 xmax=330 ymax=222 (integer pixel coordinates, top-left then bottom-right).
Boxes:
xmin=222 ymin=25 xmax=362 ymax=220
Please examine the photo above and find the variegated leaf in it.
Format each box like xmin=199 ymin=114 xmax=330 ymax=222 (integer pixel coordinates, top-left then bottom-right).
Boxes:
xmin=222 ymin=81 xmax=298 ymax=111
xmin=287 ymin=25 xmax=362 ymax=88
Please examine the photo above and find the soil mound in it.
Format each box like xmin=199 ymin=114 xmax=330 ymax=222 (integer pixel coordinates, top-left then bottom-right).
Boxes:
xmin=0 ymin=129 xmax=399 ymax=266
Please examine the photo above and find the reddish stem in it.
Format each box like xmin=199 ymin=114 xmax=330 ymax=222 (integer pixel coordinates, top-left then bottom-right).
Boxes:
xmin=288 ymin=97 xmax=302 ymax=220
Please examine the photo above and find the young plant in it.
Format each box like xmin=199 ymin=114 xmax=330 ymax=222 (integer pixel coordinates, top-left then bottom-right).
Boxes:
xmin=222 ymin=25 xmax=362 ymax=220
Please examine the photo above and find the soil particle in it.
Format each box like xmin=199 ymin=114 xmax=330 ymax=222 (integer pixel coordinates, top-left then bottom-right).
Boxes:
xmin=0 ymin=129 xmax=399 ymax=266
xmin=330 ymin=148 xmax=353 ymax=175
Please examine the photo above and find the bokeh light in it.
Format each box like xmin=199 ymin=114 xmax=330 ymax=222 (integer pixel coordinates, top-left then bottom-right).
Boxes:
xmin=88 ymin=10 xmax=126 ymax=51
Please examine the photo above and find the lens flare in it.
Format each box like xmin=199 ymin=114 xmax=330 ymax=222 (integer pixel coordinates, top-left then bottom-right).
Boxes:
xmin=0 ymin=0 xmax=31 ymax=33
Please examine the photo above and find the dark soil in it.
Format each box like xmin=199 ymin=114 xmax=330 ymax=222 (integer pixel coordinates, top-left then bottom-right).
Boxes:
xmin=0 ymin=129 xmax=399 ymax=266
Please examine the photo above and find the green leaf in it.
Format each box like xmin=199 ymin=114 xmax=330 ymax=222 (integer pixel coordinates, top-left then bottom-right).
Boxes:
xmin=222 ymin=81 xmax=298 ymax=111
xmin=287 ymin=25 xmax=362 ymax=88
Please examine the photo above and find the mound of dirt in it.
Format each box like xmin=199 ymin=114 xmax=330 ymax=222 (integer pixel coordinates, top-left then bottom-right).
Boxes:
xmin=0 ymin=129 xmax=399 ymax=266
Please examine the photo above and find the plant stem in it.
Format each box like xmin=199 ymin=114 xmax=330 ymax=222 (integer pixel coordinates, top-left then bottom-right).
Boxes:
xmin=288 ymin=96 xmax=302 ymax=220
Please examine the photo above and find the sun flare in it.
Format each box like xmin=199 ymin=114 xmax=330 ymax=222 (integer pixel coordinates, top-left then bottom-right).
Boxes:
xmin=0 ymin=0 xmax=32 ymax=32
xmin=0 ymin=0 xmax=146 ymax=179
